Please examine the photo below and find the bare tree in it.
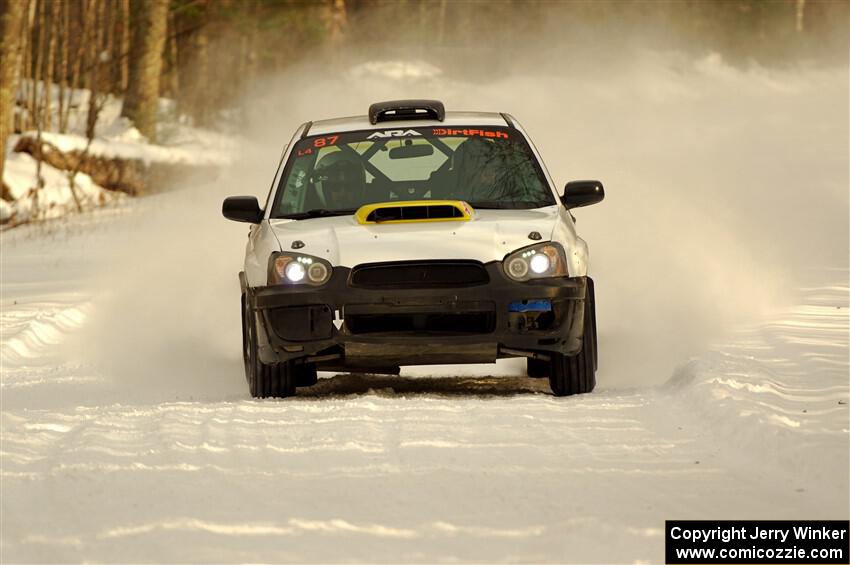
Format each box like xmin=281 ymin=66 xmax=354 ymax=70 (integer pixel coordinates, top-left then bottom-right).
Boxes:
xmin=121 ymin=0 xmax=169 ymax=142
xmin=325 ymin=0 xmax=347 ymax=60
xmin=57 ymin=0 xmax=70 ymax=133
xmin=19 ymin=0 xmax=35 ymax=131
xmin=85 ymin=0 xmax=104 ymax=140
xmin=436 ymin=0 xmax=447 ymax=46
xmin=795 ymin=0 xmax=806 ymax=33
xmin=41 ymin=0 xmax=58 ymax=132
xmin=166 ymin=6 xmax=179 ymax=100
xmin=0 ymin=0 xmax=29 ymax=185
xmin=31 ymin=0 xmax=48 ymax=216
xmin=30 ymin=0 xmax=45 ymax=133
xmin=119 ymin=0 xmax=129 ymax=92
xmin=64 ymin=0 xmax=89 ymax=133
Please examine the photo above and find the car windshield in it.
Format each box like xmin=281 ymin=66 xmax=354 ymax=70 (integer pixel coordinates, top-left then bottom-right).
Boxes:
xmin=270 ymin=126 xmax=555 ymax=218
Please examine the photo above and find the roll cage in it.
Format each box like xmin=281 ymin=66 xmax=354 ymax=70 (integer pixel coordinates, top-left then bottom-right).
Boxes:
xmin=270 ymin=128 xmax=554 ymax=217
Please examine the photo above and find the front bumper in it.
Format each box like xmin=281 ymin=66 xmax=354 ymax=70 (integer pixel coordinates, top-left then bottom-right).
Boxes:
xmin=243 ymin=263 xmax=588 ymax=367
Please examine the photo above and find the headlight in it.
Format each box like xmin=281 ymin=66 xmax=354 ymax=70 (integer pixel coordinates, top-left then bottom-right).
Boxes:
xmin=285 ymin=261 xmax=306 ymax=282
xmin=502 ymin=242 xmax=568 ymax=281
xmin=268 ymin=253 xmax=332 ymax=286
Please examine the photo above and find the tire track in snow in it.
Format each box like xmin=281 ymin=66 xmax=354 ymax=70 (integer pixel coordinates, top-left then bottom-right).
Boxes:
xmin=2 ymin=382 xmax=840 ymax=562
xmin=663 ymin=282 xmax=849 ymax=496
xmin=0 ymin=299 xmax=90 ymax=368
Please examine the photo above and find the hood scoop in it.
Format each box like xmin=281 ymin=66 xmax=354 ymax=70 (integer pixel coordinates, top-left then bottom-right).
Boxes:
xmin=355 ymin=200 xmax=474 ymax=225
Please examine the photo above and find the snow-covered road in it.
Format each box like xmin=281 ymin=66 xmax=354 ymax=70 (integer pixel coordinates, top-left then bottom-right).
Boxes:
xmin=1 ymin=207 xmax=847 ymax=563
xmin=3 ymin=51 xmax=849 ymax=563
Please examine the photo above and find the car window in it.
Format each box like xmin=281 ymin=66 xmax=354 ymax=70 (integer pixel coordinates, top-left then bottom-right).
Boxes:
xmin=271 ymin=126 xmax=554 ymax=217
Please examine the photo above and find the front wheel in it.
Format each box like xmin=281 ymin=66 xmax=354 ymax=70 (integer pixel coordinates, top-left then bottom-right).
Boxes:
xmin=242 ymin=294 xmax=296 ymax=398
xmin=548 ymin=279 xmax=598 ymax=396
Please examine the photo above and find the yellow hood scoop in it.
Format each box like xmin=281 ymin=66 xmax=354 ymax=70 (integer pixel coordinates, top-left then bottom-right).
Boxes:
xmin=355 ymin=200 xmax=474 ymax=225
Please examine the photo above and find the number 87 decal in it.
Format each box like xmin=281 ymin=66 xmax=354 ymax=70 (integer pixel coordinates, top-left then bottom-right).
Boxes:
xmin=314 ymin=135 xmax=339 ymax=148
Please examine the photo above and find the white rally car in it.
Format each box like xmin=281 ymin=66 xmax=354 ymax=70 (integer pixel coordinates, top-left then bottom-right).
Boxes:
xmin=223 ymin=100 xmax=604 ymax=398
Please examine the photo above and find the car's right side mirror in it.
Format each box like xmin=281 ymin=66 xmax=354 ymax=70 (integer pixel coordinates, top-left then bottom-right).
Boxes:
xmin=561 ymin=180 xmax=605 ymax=209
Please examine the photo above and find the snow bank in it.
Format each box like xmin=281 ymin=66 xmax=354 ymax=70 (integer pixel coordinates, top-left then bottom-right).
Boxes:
xmin=30 ymin=127 xmax=235 ymax=168
xmin=14 ymin=81 xmax=236 ymax=164
xmin=1 ymin=145 xmax=122 ymax=225
xmin=3 ymin=82 xmax=239 ymax=227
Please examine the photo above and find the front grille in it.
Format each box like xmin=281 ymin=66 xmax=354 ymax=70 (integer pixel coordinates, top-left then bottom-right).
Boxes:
xmin=346 ymin=311 xmax=495 ymax=335
xmin=350 ymin=261 xmax=489 ymax=289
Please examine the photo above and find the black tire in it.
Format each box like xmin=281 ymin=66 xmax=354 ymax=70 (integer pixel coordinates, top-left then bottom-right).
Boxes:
xmin=527 ymin=357 xmax=549 ymax=378
xmin=294 ymin=363 xmax=318 ymax=387
xmin=242 ymin=294 xmax=296 ymax=398
xmin=548 ymin=279 xmax=598 ymax=396
xmin=587 ymin=278 xmax=598 ymax=371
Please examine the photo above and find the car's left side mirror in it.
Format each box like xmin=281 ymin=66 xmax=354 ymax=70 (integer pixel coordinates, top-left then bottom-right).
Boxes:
xmin=222 ymin=196 xmax=263 ymax=223
xmin=561 ymin=180 xmax=604 ymax=209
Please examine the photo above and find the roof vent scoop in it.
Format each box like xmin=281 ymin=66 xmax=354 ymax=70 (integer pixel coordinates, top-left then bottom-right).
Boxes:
xmin=368 ymin=100 xmax=445 ymax=124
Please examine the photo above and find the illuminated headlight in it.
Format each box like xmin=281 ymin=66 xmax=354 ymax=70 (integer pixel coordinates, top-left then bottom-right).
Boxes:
xmin=502 ymin=242 xmax=568 ymax=281
xmin=529 ymin=253 xmax=550 ymax=274
xmin=285 ymin=261 xmax=306 ymax=282
xmin=269 ymin=253 xmax=332 ymax=285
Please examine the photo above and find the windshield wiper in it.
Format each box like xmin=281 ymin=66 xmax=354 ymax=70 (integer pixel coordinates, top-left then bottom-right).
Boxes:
xmin=279 ymin=208 xmax=355 ymax=220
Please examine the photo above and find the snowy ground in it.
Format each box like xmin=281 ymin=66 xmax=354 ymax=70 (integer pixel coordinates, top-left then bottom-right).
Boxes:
xmin=1 ymin=202 xmax=847 ymax=563
xmin=2 ymin=52 xmax=849 ymax=562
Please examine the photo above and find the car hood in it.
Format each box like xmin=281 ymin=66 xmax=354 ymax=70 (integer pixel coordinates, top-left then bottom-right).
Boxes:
xmin=268 ymin=206 xmax=561 ymax=267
